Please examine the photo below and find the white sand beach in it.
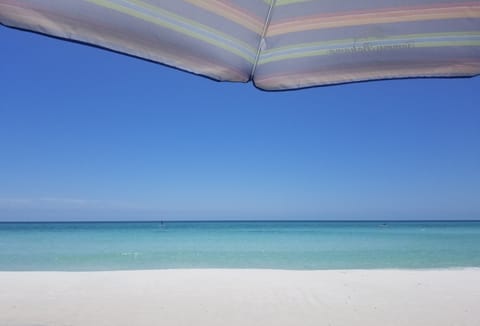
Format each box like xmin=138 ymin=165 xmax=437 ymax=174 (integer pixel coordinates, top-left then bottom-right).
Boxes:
xmin=1 ymin=269 xmax=479 ymax=326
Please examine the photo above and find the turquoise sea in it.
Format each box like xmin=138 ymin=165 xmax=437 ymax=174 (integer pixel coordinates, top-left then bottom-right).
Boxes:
xmin=1 ymin=221 xmax=480 ymax=271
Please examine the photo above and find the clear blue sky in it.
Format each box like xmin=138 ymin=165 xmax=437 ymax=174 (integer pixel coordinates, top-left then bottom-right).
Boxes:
xmin=1 ymin=26 xmax=479 ymax=221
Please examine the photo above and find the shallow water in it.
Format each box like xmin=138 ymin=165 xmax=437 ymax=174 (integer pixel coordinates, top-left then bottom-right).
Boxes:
xmin=1 ymin=221 xmax=479 ymax=270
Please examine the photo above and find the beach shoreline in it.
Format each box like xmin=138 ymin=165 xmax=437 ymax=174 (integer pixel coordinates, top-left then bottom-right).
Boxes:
xmin=1 ymin=268 xmax=479 ymax=326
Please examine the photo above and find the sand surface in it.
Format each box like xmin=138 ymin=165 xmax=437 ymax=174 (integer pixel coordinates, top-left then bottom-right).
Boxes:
xmin=1 ymin=269 xmax=479 ymax=326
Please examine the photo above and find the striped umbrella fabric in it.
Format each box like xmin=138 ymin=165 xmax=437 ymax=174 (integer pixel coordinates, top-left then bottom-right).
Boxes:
xmin=1 ymin=0 xmax=479 ymax=90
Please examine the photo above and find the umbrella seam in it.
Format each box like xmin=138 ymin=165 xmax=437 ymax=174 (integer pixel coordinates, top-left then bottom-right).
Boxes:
xmin=250 ymin=0 xmax=276 ymax=80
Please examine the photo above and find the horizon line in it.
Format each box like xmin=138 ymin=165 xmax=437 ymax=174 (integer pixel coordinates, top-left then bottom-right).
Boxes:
xmin=1 ymin=219 xmax=479 ymax=223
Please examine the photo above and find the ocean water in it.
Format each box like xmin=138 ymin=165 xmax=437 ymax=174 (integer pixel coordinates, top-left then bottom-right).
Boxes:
xmin=0 ymin=221 xmax=479 ymax=271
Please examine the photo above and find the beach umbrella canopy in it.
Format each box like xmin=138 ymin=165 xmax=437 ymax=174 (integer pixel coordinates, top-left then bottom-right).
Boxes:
xmin=1 ymin=0 xmax=479 ymax=90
